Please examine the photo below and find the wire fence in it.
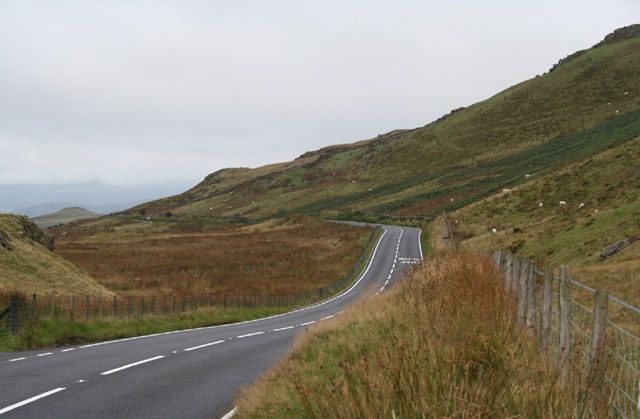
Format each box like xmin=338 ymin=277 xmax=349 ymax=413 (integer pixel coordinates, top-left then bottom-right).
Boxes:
xmin=1 ymin=227 xmax=382 ymax=336
xmin=492 ymin=250 xmax=640 ymax=418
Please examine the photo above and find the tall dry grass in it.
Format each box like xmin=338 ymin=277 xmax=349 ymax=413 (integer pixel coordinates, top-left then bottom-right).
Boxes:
xmin=54 ymin=218 xmax=368 ymax=296
xmin=236 ymin=251 xmax=609 ymax=418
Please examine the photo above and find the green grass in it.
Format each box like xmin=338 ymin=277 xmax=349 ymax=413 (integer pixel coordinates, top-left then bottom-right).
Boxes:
xmin=0 ymin=306 xmax=291 ymax=352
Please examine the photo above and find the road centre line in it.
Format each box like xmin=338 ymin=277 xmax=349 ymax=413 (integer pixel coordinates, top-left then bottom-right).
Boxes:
xmin=237 ymin=331 xmax=265 ymax=339
xmin=0 ymin=387 xmax=66 ymax=415
xmin=61 ymin=348 xmax=76 ymax=352
xmin=100 ymin=355 xmax=165 ymax=376
xmin=272 ymin=326 xmax=295 ymax=331
xmin=37 ymin=353 xmax=53 ymax=357
xmin=184 ymin=340 xmax=225 ymax=352
xmin=8 ymin=357 xmax=26 ymax=362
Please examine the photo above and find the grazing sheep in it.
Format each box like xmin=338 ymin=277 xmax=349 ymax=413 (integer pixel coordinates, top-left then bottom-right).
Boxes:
xmin=525 ymin=173 xmax=533 ymax=178
xmin=491 ymin=228 xmax=497 ymax=234
xmin=594 ymin=209 xmax=599 ymax=213
xmin=502 ymin=188 xmax=512 ymax=194
xmin=578 ymin=203 xmax=585 ymax=209
xmin=624 ymin=91 xmax=629 ymax=95
xmin=559 ymin=201 xmax=567 ymax=206
xmin=450 ymin=198 xmax=454 ymax=202
xmin=539 ymin=202 xmax=544 ymax=208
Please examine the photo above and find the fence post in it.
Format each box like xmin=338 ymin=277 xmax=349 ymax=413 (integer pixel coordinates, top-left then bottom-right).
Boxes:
xmin=86 ymin=296 xmax=90 ymax=322
xmin=525 ymin=263 xmax=536 ymax=337
xmin=505 ymin=253 xmax=513 ymax=290
xmin=113 ymin=295 xmax=117 ymax=317
xmin=511 ymin=256 xmax=520 ymax=294
xmin=140 ymin=296 xmax=144 ymax=318
xmin=70 ymin=296 xmax=75 ymax=321
xmin=589 ymin=289 xmax=609 ymax=384
xmin=32 ymin=293 xmax=37 ymax=321
xmin=540 ymin=267 xmax=553 ymax=351
xmin=9 ymin=295 xmax=19 ymax=335
xmin=558 ymin=266 xmax=572 ymax=379
xmin=172 ymin=295 xmax=176 ymax=313
xmin=517 ymin=259 xmax=529 ymax=324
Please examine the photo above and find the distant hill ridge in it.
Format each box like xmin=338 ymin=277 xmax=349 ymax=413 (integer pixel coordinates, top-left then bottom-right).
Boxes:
xmin=32 ymin=207 xmax=99 ymax=229
xmin=119 ymin=24 xmax=639 ymax=225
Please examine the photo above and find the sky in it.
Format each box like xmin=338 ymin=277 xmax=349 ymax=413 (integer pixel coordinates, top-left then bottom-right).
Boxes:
xmin=1 ymin=1 xmax=639 ymax=198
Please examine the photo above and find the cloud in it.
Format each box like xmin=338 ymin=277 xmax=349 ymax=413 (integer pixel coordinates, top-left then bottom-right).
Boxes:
xmin=0 ymin=0 xmax=638 ymax=185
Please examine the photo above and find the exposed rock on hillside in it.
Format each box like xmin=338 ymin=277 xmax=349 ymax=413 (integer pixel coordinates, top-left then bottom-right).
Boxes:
xmin=18 ymin=216 xmax=54 ymax=251
xmin=595 ymin=24 xmax=640 ymax=47
xmin=0 ymin=230 xmax=12 ymax=250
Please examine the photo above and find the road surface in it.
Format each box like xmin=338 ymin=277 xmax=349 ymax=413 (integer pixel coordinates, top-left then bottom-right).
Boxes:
xmin=0 ymin=225 xmax=422 ymax=418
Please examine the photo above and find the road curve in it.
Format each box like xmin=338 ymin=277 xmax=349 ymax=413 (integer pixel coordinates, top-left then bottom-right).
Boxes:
xmin=0 ymin=225 xmax=422 ymax=418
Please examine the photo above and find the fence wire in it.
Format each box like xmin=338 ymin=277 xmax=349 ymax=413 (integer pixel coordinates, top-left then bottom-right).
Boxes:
xmin=492 ymin=250 xmax=640 ymax=418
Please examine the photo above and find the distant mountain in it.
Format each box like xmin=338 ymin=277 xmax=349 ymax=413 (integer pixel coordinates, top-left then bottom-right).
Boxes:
xmin=32 ymin=207 xmax=100 ymax=229
xmin=0 ymin=181 xmax=192 ymax=216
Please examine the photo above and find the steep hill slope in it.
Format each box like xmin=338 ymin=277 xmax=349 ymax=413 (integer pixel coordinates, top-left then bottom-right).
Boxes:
xmin=32 ymin=207 xmax=99 ymax=229
xmin=0 ymin=214 xmax=110 ymax=295
xmin=128 ymin=25 xmax=640 ymax=223
xmin=447 ymin=134 xmax=640 ymax=304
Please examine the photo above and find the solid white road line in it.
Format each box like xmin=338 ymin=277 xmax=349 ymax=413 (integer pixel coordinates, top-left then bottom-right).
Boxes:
xmin=184 ymin=340 xmax=225 ymax=352
xmin=8 ymin=357 xmax=26 ymax=362
xmin=220 ymin=406 xmax=238 ymax=419
xmin=300 ymin=321 xmax=316 ymax=326
xmin=37 ymin=353 xmax=53 ymax=357
xmin=273 ymin=326 xmax=294 ymax=331
xmin=237 ymin=331 xmax=265 ymax=339
xmin=0 ymin=387 xmax=66 ymax=415
xmin=418 ymin=229 xmax=424 ymax=260
xmin=100 ymin=355 xmax=165 ymax=375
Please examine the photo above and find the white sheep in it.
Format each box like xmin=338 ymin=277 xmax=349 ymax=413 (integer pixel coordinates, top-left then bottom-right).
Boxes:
xmin=624 ymin=91 xmax=629 ymax=95
xmin=450 ymin=198 xmax=454 ymax=202
xmin=578 ymin=203 xmax=585 ymax=209
xmin=525 ymin=173 xmax=533 ymax=178
xmin=594 ymin=209 xmax=599 ymax=213
xmin=539 ymin=202 xmax=544 ymax=208
xmin=502 ymin=188 xmax=512 ymax=194
xmin=491 ymin=228 xmax=497 ymax=234
xmin=559 ymin=201 xmax=567 ymax=206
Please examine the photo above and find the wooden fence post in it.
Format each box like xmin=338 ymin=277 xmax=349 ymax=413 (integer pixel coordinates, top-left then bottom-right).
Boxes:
xmin=589 ymin=289 xmax=609 ymax=384
xmin=525 ymin=263 xmax=536 ymax=336
xmin=113 ymin=295 xmax=117 ymax=317
xmin=86 ymin=295 xmax=90 ymax=321
xmin=32 ymin=293 xmax=37 ymax=320
xmin=517 ymin=259 xmax=529 ymax=324
xmin=559 ymin=266 xmax=572 ymax=379
xmin=9 ymin=295 xmax=19 ymax=335
xmin=511 ymin=256 xmax=520 ymax=294
xmin=540 ymin=267 xmax=553 ymax=351
xmin=70 ymin=296 xmax=75 ymax=321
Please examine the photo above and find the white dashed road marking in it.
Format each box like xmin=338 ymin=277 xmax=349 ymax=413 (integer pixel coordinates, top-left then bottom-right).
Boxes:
xmin=236 ymin=331 xmax=265 ymax=339
xmin=184 ymin=340 xmax=225 ymax=352
xmin=100 ymin=355 xmax=165 ymax=376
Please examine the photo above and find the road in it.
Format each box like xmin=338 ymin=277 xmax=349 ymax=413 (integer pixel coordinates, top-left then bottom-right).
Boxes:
xmin=0 ymin=225 xmax=422 ymax=418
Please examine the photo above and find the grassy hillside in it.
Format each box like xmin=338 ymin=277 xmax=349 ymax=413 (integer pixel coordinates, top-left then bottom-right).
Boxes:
xmin=447 ymin=135 xmax=640 ymax=305
xmin=237 ymin=252 xmax=605 ymax=417
xmin=0 ymin=214 xmax=110 ymax=295
xmin=127 ymin=26 xmax=640 ymax=223
xmin=32 ymin=206 xmax=99 ymax=229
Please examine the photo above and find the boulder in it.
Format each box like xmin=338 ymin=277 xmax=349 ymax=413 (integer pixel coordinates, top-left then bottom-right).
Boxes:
xmin=600 ymin=238 xmax=631 ymax=259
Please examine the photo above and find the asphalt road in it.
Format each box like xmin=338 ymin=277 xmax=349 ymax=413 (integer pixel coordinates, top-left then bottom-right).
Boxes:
xmin=0 ymin=225 xmax=423 ymax=418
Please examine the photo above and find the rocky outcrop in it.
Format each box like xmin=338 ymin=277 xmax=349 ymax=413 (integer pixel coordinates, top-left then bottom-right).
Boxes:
xmin=18 ymin=217 xmax=54 ymax=251
xmin=594 ymin=24 xmax=640 ymax=48
xmin=0 ymin=229 xmax=12 ymax=251
xmin=550 ymin=24 xmax=640 ymax=72
xmin=600 ymin=237 xmax=635 ymax=259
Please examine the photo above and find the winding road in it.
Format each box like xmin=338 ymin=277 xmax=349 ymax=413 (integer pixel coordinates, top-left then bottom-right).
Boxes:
xmin=0 ymin=225 xmax=422 ymax=418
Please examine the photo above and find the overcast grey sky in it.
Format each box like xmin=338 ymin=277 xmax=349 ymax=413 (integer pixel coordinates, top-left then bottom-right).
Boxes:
xmin=1 ymin=0 xmax=639 ymax=187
